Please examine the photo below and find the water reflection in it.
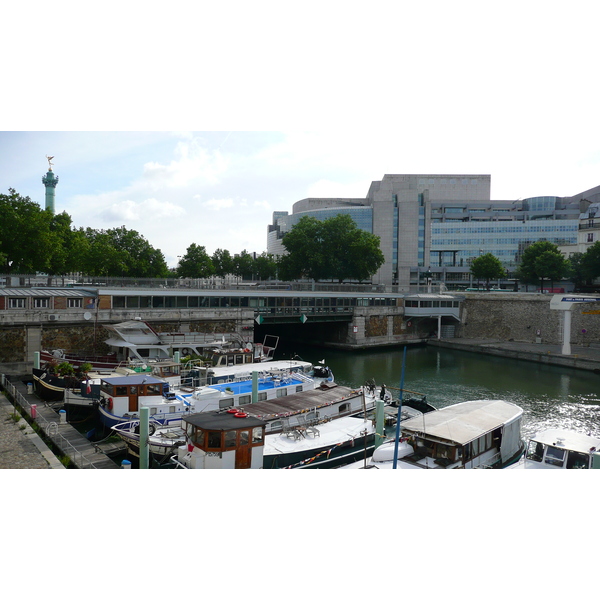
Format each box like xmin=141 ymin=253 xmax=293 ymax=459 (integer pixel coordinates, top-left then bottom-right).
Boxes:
xmin=283 ymin=344 xmax=600 ymax=439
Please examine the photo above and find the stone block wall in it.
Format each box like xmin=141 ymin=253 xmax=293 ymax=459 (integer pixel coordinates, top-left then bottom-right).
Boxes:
xmin=458 ymin=293 xmax=600 ymax=345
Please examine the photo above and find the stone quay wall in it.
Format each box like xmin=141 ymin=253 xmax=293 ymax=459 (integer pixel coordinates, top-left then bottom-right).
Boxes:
xmin=457 ymin=293 xmax=600 ymax=346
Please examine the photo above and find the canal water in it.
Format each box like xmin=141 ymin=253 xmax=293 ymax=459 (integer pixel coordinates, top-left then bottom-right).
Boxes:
xmin=278 ymin=342 xmax=600 ymax=439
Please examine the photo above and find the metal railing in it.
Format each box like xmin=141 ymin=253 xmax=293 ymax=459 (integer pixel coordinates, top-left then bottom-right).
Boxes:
xmin=0 ymin=373 xmax=98 ymax=469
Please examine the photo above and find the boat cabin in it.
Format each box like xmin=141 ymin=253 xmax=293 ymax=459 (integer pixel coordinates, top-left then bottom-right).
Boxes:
xmin=399 ymin=400 xmax=524 ymax=469
xmin=525 ymin=429 xmax=600 ymax=469
xmin=99 ymin=374 xmax=167 ymax=415
xmin=177 ymin=411 xmax=267 ymax=469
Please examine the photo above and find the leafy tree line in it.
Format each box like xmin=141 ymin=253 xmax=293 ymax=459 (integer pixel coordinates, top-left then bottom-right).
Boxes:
xmin=469 ymin=240 xmax=600 ymax=291
xmin=1 ymin=189 xmax=170 ymax=277
xmin=2 ymin=190 xmax=385 ymax=283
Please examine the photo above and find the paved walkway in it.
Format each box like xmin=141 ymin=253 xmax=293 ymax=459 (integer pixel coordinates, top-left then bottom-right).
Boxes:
xmin=0 ymin=392 xmax=64 ymax=469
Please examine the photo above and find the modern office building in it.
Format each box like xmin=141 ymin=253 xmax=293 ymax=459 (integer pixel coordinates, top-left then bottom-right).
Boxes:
xmin=268 ymin=174 xmax=600 ymax=289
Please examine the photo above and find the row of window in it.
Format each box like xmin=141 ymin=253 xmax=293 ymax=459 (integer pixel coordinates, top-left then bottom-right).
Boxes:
xmin=111 ymin=295 xmax=399 ymax=309
xmin=432 ymin=224 xmax=578 ymax=235
xmin=432 ymin=236 xmax=577 ymax=246
xmin=6 ymin=298 xmax=86 ymax=309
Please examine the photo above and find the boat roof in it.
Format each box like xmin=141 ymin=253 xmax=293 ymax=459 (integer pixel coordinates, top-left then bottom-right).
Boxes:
xmin=401 ymin=400 xmax=523 ymax=445
xmin=100 ymin=374 xmax=165 ymax=386
xmin=229 ymin=383 xmax=360 ymax=420
xmin=184 ymin=411 xmax=266 ymax=431
xmin=529 ymin=428 xmax=600 ymax=454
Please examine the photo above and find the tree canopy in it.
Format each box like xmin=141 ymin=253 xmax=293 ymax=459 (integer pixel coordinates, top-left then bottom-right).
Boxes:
xmin=0 ymin=189 xmax=169 ymax=278
xmin=516 ymin=241 xmax=568 ymax=290
xmin=177 ymin=243 xmax=215 ymax=278
xmin=469 ymin=253 xmax=506 ymax=289
xmin=279 ymin=214 xmax=384 ymax=282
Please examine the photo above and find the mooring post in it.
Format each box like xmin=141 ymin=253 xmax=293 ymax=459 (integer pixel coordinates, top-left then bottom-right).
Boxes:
xmin=375 ymin=398 xmax=384 ymax=449
xmin=252 ymin=371 xmax=258 ymax=403
xmin=140 ymin=407 xmax=149 ymax=469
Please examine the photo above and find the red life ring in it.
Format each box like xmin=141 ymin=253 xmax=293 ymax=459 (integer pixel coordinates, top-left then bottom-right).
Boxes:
xmin=227 ymin=408 xmax=239 ymax=414
xmin=234 ymin=412 xmax=248 ymax=418
xmin=108 ymin=397 xmax=113 ymax=411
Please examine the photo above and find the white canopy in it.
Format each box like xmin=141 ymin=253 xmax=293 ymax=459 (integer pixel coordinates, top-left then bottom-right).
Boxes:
xmin=401 ymin=400 xmax=523 ymax=445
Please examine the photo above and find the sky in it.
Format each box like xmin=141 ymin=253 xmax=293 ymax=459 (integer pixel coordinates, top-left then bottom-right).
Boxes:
xmin=3 ymin=1 xmax=600 ymax=271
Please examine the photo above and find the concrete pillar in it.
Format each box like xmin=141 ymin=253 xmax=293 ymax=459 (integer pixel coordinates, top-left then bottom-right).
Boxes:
xmin=562 ymin=310 xmax=572 ymax=355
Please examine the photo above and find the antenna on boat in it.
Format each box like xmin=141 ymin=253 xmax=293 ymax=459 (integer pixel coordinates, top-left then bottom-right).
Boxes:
xmin=392 ymin=346 xmax=407 ymax=469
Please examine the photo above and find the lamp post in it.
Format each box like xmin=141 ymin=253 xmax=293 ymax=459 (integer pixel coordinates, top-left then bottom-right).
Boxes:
xmin=425 ymin=267 xmax=433 ymax=294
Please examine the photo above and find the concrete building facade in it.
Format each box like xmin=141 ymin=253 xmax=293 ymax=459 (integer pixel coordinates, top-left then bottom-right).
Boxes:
xmin=268 ymin=174 xmax=600 ymax=290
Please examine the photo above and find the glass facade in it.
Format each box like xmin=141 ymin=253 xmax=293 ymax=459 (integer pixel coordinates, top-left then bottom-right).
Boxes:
xmin=431 ymin=220 xmax=578 ymax=267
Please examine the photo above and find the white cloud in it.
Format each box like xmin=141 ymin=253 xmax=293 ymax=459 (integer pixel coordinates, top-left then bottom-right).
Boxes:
xmin=202 ymin=198 xmax=234 ymax=211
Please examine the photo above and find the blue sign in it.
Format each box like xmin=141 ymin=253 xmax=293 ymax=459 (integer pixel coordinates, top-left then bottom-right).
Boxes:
xmin=561 ymin=297 xmax=600 ymax=302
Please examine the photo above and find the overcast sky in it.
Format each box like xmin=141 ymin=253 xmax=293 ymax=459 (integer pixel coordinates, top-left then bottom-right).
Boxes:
xmin=3 ymin=2 xmax=599 ymax=269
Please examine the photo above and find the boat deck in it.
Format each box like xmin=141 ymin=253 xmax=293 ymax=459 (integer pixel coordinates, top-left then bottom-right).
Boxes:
xmin=235 ymin=383 xmax=363 ymax=420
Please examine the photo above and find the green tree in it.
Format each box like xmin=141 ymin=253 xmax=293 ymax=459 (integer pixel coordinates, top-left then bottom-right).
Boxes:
xmin=46 ymin=213 xmax=90 ymax=278
xmin=280 ymin=214 xmax=384 ymax=282
xmin=0 ymin=189 xmax=54 ymax=273
xmin=233 ymin=250 xmax=255 ymax=279
xmin=81 ymin=227 xmax=169 ymax=277
xmin=177 ymin=243 xmax=215 ymax=278
xmin=581 ymin=241 xmax=600 ymax=282
xmin=211 ymin=248 xmax=235 ymax=277
xmin=254 ymin=252 xmax=278 ymax=280
xmin=516 ymin=241 xmax=566 ymax=291
xmin=535 ymin=250 xmax=568 ymax=291
xmin=279 ymin=216 xmax=324 ymax=280
xmin=470 ymin=253 xmax=506 ymax=290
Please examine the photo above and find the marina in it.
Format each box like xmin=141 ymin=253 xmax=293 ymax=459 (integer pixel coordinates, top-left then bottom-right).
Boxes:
xmin=2 ymin=337 xmax=600 ymax=469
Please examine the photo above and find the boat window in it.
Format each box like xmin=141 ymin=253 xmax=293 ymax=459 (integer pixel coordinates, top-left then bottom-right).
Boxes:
xmin=224 ymin=430 xmax=237 ymax=448
xmin=338 ymin=402 xmax=350 ymax=414
xmin=252 ymin=427 xmax=263 ymax=444
xmin=295 ymin=386 xmax=303 ymax=393
xmin=544 ymin=446 xmax=566 ymax=467
xmin=526 ymin=441 xmax=544 ymax=462
xmin=219 ymin=398 xmax=234 ymax=409
xmin=150 ymin=408 xmax=157 ymax=415
xmin=566 ymin=451 xmax=589 ymax=469
xmin=207 ymin=431 xmax=222 ymax=449
xmin=239 ymin=430 xmax=249 ymax=446
xmin=258 ymin=392 xmax=267 ymax=402
xmin=115 ymin=386 xmax=128 ymax=396
xmin=239 ymin=395 xmax=251 ymax=405
xmin=146 ymin=384 xmax=162 ymax=395
xmin=193 ymin=429 xmax=205 ymax=446
xmin=276 ymin=388 xmax=288 ymax=398
xmin=169 ymin=406 xmax=176 ymax=413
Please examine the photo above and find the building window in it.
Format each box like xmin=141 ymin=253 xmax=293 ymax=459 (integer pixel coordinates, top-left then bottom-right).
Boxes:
xmin=34 ymin=298 xmax=49 ymax=308
xmin=67 ymin=298 xmax=83 ymax=308
xmin=9 ymin=298 xmax=26 ymax=309
xmin=588 ymin=233 xmax=594 ymax=243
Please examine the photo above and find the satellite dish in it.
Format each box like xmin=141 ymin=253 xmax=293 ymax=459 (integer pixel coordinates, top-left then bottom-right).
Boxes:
xmin=84 ymin=312 xmax=92 ymax=320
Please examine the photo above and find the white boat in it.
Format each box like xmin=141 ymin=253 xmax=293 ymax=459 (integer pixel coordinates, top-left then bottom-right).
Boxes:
xmin=113 ymin=383 xmax=412 ymax=467
xmin=39 ymin=319 xmax=277 ymax=372
xmin=103 ymin=320 xmax=278 ymax=364
xmin=344 ymin=400 xmax=525 ymax=469
xmin=100 ymin=368 xmax=324 ymax=429
xmin=183 ymin=357 xmax=333 ymax=386
xmin=521 ymin=428 xmax=600 ymax=469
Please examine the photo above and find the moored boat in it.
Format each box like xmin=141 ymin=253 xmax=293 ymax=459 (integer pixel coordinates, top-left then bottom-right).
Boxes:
xmin=521 ymin=428 xmax=600 ymax=469
xmin=100 ymin=368 xmax=326 ymax=429
xmin=115 ymin=383 xmax=418 ymax=467
xmin=343 ymin=400 xmax=525 ymax=469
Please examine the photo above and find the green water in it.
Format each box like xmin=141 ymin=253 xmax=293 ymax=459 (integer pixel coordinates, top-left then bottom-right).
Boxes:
xmin=279 ymin=343 xmax=600 ymax=439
